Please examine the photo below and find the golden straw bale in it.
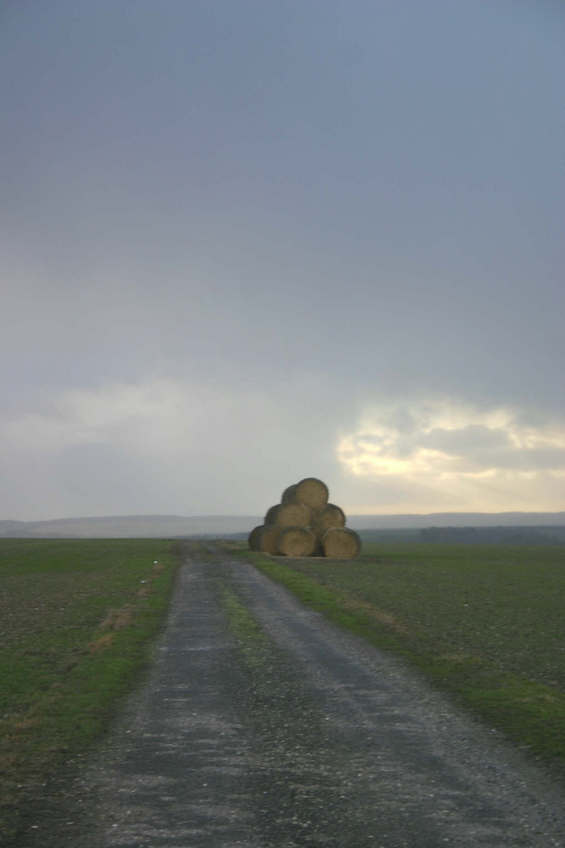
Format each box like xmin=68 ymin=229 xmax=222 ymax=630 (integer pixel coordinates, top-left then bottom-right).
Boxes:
xmin=264 ymin=504 xmax=280 ymax=525
xmin=258 ymin=524 xmax=281 ymax=555
xmin=311 ymin=503 xmax=345 ymax=536
xmin=281 ymin=483 xmax=298 ymax=504
xmin=321 ymin=527 xmax=361 ymax=559
xmin=274 ymin=502 xmax=312 ymax=527
xmin=248 ymin=525 xmax=263 ymax=551
xmin=294 ymin=477 xmax=329 ymax=509
xmin=277 ymin=526 xmax=316 ymax=558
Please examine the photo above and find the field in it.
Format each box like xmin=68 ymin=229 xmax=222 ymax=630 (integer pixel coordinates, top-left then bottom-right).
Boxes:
xmin=241 ymin=542 xmax=565 ymax=777
xmin=0 ymin=538 xmax=181 ymax=840
xmin=3 ymin=537 xmax=565 ymax=839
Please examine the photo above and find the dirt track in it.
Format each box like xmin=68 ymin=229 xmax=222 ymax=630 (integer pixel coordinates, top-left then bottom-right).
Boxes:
xmin=18 ymin=544 xmax=565 ymax=847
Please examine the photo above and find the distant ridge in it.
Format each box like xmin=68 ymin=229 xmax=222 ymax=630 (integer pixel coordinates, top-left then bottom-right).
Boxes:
xmin=348 ymin=511 xmax=565 ymax=530
xmin=1 ymin=512 xmax=565 ymax=538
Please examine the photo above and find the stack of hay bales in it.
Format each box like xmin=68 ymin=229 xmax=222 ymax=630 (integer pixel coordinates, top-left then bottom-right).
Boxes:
xmin=248 ymin=477 xmax=361 ymax=560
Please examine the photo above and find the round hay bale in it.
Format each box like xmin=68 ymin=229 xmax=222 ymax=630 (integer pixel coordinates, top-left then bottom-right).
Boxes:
xmin=277 ymin=526 xmax=316 ymax=558
xmin=248 ymin=525 xmax=263 ymax=551
xmin=258 ymin=524 xmax=281 ymax=555
xmin=294 ymin=477 xmax=329 ymax=509
xmin=311 ymin=503 xmax=346 ymax=535
xmin=264 ymin=504 xmax=280 ymax=525
xmin=274 ymin=502 xmax=312 ymax=527
xmin=321 ymin=527 xmax=361 ymax=559
xmin=281 ymin=483 xmax=298 ymax=504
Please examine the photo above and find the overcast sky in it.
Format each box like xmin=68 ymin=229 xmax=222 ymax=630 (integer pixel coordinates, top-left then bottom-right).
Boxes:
xmin=2 ymin=1 xmax=564 ymax=520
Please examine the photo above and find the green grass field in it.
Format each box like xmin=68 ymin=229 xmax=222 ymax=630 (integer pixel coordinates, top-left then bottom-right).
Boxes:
xmin=240 ymin=542 xmax=565 ymax=779
xmin=0 ymin=538 xmax=181 ymax=840
xmin=3 ymin=537 xmax=565 ymax=838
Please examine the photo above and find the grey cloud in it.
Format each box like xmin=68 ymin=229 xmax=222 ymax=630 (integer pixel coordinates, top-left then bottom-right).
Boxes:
xmin=336 ymin=472 xmax=460 ymax=512
xmin=422 ymin=426 xmax=512 ymax=455
xmin=416 ymin=426 xmax=565 ymax=473
xmin=2 ymin=1 xmax=565 ymax=518
xmin=0 ymin=375 xmax=346 ymax=519
xmin=381 ymin=409 xmax=418 ymax=435
xmin=476 ymin=447 xmax=565 ymax=473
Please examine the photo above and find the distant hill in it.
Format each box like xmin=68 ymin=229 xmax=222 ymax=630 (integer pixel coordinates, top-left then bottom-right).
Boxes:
xmin=418 ymin=525 xmax=565 ymax=544
xmin=0 ymin=515 xmax=261 ymax=538
xmin=0 ymin=521 xmax=28 ymax=534
xmin=1 ymin=512 xmax=565 ymax=538
xmin=347 ymin=511 xmax=565 ymax=530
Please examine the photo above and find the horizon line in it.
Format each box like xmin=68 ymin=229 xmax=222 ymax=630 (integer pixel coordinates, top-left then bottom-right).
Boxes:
xmin=3 ymin=509 xmax=565 ymax=524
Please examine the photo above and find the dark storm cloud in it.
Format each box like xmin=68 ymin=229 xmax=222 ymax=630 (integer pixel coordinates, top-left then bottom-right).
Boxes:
xmin=1 ymin=1 xmax=564 ymax=518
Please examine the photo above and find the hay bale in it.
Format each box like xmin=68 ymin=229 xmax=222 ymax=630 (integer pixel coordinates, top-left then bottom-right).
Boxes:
xmin=248 ymin=525 xmax=263 ymax=551
xmin=293 ymin=477 xmax=329 ymax=509
xmin=311 ymin=503 xmax=346 ymax=536
xmin=264 ymin=504 xmax=280 ymax=525
xmin=273 ymin=502 xmax=312 ymax=527
xmin=258 ymin=524 xmax=281 ymax=555
xmin=277 ymin=526 xmax=316 ymax=557
xmin=281 ymin=483 xmax=298 ymax=504
xmin=321 ymin=527 xmax=361 ymax=559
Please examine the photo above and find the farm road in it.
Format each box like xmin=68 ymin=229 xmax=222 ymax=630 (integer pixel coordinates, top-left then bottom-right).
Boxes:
xmin=21 ymin=543 xmax=565 ymax=847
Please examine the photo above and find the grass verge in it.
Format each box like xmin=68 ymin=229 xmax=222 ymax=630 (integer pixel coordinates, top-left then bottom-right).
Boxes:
xmin=0 ymin=538 xmax=182 ymax=840
xmin=219 ymin=584 xmax=271 ymax=674
xmin=233 ymin=542 xmax=565 ymax=779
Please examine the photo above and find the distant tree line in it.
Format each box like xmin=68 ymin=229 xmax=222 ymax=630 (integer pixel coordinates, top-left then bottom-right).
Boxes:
xmin=419 ymin=526 xmax=565 ymax=545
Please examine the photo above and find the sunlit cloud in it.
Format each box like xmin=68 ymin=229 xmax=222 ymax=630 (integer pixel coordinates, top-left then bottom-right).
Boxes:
xmin=337 ymin=401 xmax=565 ymax=512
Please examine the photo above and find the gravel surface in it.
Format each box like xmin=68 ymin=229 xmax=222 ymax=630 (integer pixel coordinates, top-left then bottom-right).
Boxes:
xmin=16 ymin=545 xmax=565 ymax=847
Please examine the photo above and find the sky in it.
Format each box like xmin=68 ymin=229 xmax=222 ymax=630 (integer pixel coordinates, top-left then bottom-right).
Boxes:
xmin=2 ymin=0 xmax=565 ymax=521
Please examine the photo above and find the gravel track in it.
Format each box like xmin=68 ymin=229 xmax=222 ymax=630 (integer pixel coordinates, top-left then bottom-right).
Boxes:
xmin=16 ymin=545 xmax=565 ymax=847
